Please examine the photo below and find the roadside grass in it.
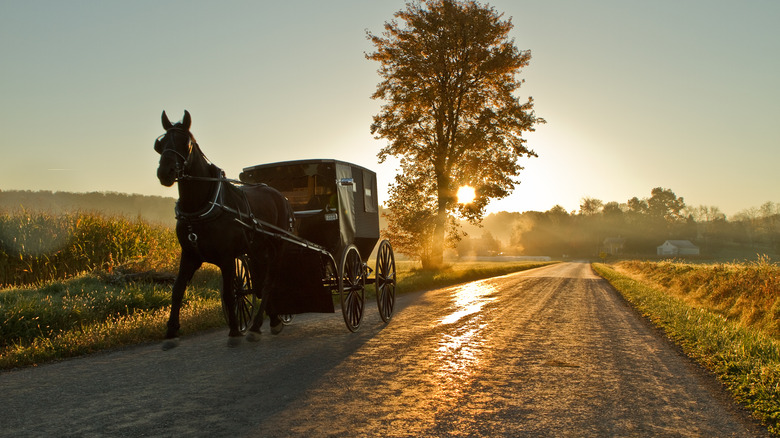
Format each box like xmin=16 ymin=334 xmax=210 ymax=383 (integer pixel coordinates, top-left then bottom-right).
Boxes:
xmin=1 ymin=259 xmax=553 ymax=370
xmin=0 ymin=267 xmax=224 ymax=369
xmin=615 ymin=256 xmax=780 ymax=339
xmin=593 ymin=262 xmax=780 ymax=435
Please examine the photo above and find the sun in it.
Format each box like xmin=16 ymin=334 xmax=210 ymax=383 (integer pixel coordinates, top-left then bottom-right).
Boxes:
xmin=456 ymin=186 xmax=476 ymax=204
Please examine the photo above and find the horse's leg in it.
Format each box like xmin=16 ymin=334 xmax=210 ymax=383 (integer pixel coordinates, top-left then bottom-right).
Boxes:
xmin=163 ymin=253 xmax=201 ymax=350
xmin=266 ymin=245 xmax=284 ymax=335
xmin=220 ymin=261 xmax=244 ymax=347
xmin=256 ymin=261 xmax=283 ymax=335
xmin=246 ymin=258 xmax=267 ymax=342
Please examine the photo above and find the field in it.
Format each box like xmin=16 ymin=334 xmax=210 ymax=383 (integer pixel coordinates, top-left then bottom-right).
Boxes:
xmin=0 ymin=210 xmax=179 ymax=286
xmin=594 ymin=259 xmax=780 ymax=434
xmin=0 ymin=211 xmax=555 ymax=370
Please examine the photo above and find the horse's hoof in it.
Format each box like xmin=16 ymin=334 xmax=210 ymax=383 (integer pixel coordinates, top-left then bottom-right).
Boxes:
xmin=271 ymin=322 xmax=284 ymax=335
xmin=246 ymin=330 xmax=262 ymax=342
xmin=227 ymin=336 xmax=243 ymax=348
xmin=162 ymin=338 xmax=180 ymax=351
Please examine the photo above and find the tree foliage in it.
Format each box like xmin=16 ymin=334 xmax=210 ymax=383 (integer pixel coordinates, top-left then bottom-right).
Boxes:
xmin=367 ymin=0 xmax=542 ymax=267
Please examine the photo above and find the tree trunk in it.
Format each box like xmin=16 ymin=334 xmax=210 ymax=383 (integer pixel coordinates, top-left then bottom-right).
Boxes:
xmin=423 ymin=170 xmax=451 ymax=270
xmin=424 ymin=210 xmax=447 ymax=269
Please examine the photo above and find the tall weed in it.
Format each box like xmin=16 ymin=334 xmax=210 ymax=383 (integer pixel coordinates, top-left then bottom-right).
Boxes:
xmin=616 ymin=257 xmax=780 ymax=339
xmin=0 ymin=210 xmax=179 ymax=286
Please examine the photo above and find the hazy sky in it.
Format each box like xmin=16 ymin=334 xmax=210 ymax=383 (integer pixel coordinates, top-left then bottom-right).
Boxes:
xmin=2 ymin=1 xmax=778 ymax=217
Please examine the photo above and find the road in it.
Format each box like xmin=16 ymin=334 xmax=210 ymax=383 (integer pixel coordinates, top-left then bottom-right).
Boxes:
xmin=0 ymin=262 xmax=767 ymax=437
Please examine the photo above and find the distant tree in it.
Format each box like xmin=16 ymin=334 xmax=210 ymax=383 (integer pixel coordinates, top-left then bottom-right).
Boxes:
xmin=688 ymin=205 xmax=725 ymax=224
xmin=602 ymin=201 xmax=624 ymax=217
xmin=511 ymin=206 xmax=573 ymax=257
xmin=734 ymin=202 xmax=780 ymax=250
xmin=648 ymin=187 xmax=686 ymax=222
xmin=368 ymin=0 xmax=543 ymax=268
xmin=579 ymin=197 xmax=604 ymax=216
xmin=627 ymin=197 xmax=648 ymax=215
xmin=474 ymin=230 xmax=501 ymax=256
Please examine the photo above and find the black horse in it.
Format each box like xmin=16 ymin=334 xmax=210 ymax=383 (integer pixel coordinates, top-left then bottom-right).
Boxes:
xmin=154 ymin=110 xmax=293 ymax=349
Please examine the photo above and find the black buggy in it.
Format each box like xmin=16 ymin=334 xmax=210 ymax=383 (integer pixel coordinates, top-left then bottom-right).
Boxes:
xmin=226 ymin=159 xmax=396 ymax=332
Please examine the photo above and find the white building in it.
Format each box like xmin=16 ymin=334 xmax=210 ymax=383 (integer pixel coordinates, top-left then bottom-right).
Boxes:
xmin=657 ymin=240 xmax=700 ymax=256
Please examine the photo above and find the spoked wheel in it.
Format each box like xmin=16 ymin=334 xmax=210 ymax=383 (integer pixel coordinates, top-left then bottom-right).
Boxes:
xmin=323 ymin=254 xmax=338 ymax=292
xmin=339 ymin=245 xmax=365 ymax=332
xmin=222 ymin=254 xmax=257 ymax=334
xmin=375 ymin=240 xmax=396 ymax=323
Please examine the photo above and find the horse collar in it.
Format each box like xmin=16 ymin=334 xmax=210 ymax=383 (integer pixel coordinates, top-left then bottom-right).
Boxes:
xmin=175 ymin=171 xmax=227 ymax=224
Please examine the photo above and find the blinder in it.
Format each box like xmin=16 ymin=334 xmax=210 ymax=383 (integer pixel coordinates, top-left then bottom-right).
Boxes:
xmin=154 ymin=134 xmax=165 ymax=153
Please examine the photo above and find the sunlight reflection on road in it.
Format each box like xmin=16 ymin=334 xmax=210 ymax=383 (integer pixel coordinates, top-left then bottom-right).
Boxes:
xmin=434 ymin=281 xmax=498 ymax=398
xmin=439 ymin=280 xmax=498 ymax=325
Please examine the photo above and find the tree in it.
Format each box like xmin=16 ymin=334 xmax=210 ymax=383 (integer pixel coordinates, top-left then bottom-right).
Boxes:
xmin=648 ymin=187 xmax=686 ymax=223
xmin=579 ymin=197 xmax=604 ymax=216
xmin=367 ymin=0 xmax=543 ymax=268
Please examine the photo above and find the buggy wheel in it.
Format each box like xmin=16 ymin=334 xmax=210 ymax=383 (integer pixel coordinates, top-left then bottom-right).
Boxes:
xmin=322 ymin=253 xmax=338 ymax=294
xmin=222 ymin=254 xmax=257 ymax=334
xmin=339 ymin=245 xmax=365 ymax=332
xmin=375 ymin=240 xmax=396 ymax=323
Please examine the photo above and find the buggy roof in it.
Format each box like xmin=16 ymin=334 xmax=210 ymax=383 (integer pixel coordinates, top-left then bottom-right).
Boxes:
xmin=241 ymin=159 xmax=376 ymax=177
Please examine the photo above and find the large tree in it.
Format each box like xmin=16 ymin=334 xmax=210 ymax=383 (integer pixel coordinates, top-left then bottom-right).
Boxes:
xmin=367 ymin=0 xmax=543 ymax=268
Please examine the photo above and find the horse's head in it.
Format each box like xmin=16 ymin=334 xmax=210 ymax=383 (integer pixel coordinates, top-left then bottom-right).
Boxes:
xmin=154 ymin=110 xmax=194 ymax=187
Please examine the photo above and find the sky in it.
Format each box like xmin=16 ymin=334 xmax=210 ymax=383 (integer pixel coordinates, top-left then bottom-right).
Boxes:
xmin=1 ymin=0 xmax=778 ymax=218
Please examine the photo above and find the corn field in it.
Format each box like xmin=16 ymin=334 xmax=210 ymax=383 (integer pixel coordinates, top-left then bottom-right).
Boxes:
xmin=0 ymin=210 xmax=179 ymax=286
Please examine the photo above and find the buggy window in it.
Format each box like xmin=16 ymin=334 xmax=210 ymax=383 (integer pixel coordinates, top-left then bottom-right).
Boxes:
xmin=362 ymin=170 xmax=377 ymax=213
xmin=245 ymin=163 xmax=337 ymax=212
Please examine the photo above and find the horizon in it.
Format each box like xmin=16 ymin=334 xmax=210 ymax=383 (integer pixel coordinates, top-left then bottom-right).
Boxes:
xmin=1 ymin=187 xmax=774 ymax=221
xmin=1 ymin=1 xmax=778 ymax=218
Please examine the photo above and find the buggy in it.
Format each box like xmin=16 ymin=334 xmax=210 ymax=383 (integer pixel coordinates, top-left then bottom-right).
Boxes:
xmin=228 ymin=159 xmax=396 ymax=332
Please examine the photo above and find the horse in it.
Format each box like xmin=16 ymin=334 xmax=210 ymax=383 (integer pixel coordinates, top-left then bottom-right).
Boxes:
xmin=154 ymin=110 xmax=294 ymax=349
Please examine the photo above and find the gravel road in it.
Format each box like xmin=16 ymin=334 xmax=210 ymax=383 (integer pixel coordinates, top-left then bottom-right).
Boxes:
xmin=0 ymin=262 xmax=768 ymax=437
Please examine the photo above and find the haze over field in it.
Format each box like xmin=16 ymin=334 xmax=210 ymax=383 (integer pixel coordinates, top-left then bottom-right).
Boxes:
xmin=1 ymin=1 xmax=778 ymax=216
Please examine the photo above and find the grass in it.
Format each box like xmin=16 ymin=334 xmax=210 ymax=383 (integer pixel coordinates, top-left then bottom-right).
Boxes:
xmin=593 ymin=261 xmax=780 ymax=435
xmin=0 ymin=268 xmax=225 ymax=369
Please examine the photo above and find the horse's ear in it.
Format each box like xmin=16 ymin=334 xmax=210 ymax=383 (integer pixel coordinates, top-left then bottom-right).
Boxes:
xmin=161 ymin=111 xmax=173 ymax=130
xmin=182 ymin=110 xmax=191 ymax=130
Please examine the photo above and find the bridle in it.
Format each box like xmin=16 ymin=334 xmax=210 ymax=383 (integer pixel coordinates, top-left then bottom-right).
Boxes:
xmin=155 ymin=126 xmax=197 ymax=182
